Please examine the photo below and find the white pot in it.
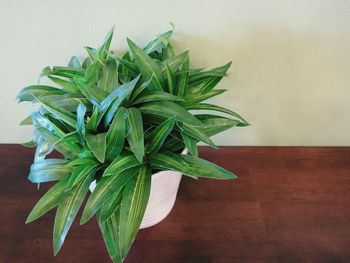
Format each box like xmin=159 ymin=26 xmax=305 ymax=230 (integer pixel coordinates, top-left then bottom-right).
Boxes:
xmin=89 ymin=149 xmax=187 ymax=229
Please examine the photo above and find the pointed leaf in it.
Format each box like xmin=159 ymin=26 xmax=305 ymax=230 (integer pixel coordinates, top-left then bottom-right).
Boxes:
xmin=86 ymin=133 xmax=107 ymax=163
xmin=103 ymin=154 xmax=141 ymax=177
xmin=48 ymin=76 xmax=80 ymax=93
xmin=26 ymin=176 xmax=69 ymax=224
xmin=119 ymin=165 xmax=151 ymax=259
xmin=187 ymin=103 xmax=249 ymax=124
xmin=181 ymin=155 xmax=237 ymax=180
xmin=140 ymin=101 xmax=202 ymax=126
xmin=66 ymin=161 xmax=99 ymax=191
xmin=147 ymin=117 xmax=175 ymax=154
xmin=176 ymin=55 xmax=189 ymax=97
xmin=177 ymin=122 xmax=216 ymax=147
xmin=196 ymin=114 xmax=244 ymax=136
xmin=81 ymin=167 xmax=139 ymax=224
xmin=29 ymin=159 xmax=72 ymax=183
xmin=126 ymin=108 xmax=144 ymax=162
xmin=132 ymin=91 xmax=183 ymax=105
xmin=53 ymin=172 xmax=94 ymax=255
xmin=106 ymin=107 xmax=125 ymax=159
xmin=99 ymin=58 xmax=119 ymax=93
xmin=127 ymin=38 xmax=164 ymax=91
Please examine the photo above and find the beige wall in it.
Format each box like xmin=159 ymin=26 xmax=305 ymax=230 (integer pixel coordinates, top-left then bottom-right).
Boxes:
xmin=1 ymin=0 xmax=350 ymax=145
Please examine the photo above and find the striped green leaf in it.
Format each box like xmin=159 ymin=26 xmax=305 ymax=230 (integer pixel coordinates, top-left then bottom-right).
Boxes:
xmin=140 ymin=101 xmax=202 ymax=126
xmin=103 ymin=154 xmax=141 ymax=177
xmin=181 ymin=155 xmax=237 ymax=180
xmin=81 ymin=167 xmax=139 ymax=224
xmin=29 ymin=159 xmax=72 ymax=183
xmin=53 ymin=172 xmax=94 ymax=255
xmin=97 ymin=209 xmax=122 ymax=263
xmin=126 ymin=108 xmax=144 ymax=163
xmin=99 ymin=57 xmax=119 ymax=93
xmin=65 ymin=160 xmax=99 ymax=191
xmin=177 ymin=122 xmax=216 ymax=148
xmin=195 ymin=114 xmax=244 ymax=136
xmin=186 ymin=103 xmax=249 ymax=124
xmin=119 ymin=165 xmax=151 ymax=260
xmin=180 ymin=132 xmax=198 ymax=156
xmin=26 ymin=176 xmax=69 ymax=224
xmin=150 ymin=152 xmax=196 ymax=179
xmin=86 ymin=133 xmax=107 ymax=163
xmin=132 ymin=91 xmax=183 ymax=105
xmin=176 ymin=54 xmax=189 ymax=97
xmin=106 ymin=107 xmax=125 ymax=159
xmin=127 ymin=38 xmax=164 ymax=91
xmin=99 ymin=190 xmax=123 ymax=223
xmin=147 ymin=117 xmax=175 ymax=154
xmin=17 ymin=85 xmax=65 ymax=102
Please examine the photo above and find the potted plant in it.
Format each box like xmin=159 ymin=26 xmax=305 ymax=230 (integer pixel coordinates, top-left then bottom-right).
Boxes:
xmin=17 ymin=27 xmax=248 ymax=262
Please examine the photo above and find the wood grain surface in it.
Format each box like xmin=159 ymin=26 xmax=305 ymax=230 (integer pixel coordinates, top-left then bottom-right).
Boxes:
xmin=1 ymin=145 xmax=349 ymax=263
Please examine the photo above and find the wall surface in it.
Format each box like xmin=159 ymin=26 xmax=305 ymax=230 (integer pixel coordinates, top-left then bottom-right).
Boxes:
xmin=1 ymin=0 xmax=349 ymax=145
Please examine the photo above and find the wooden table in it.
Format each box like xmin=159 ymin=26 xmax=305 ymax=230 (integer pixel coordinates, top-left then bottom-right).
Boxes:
xmin=1 ymin=145 xmax=350 ymax=262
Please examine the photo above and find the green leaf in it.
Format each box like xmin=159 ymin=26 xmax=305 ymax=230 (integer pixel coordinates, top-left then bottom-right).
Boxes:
xmin=81 ymin=167 xmax=139 ymax=224
xmin=181 ymin=155 xmax=237 ymax=180
xmin=26 ymin=176 xmax=69 ymax=224
xmin=76 ymin=81 xmax=108 ymax=106
xmin=40 ymin=93 xmax=91 ymax=113
xmin=29 ymin=159 xmax=72 ymax=183
xmin=119 ymin=165 xmax=151 ymax=260
xmin=103 ymin=75 xmax=140 ymax=126
xmin=35 ymin=97 xmax=77 ymax=128
xmin=182 ymin=89 xmax=226 ymax=105
xmin=140 ymin=101 xmax=202 ymax=126
xmin=188 ymin=76 xmax=223 ymax=94
xmin=99 ymin=27 xmax=114 ymax=57
xmin=86 ymin=107 xmax=99 ymax=133
xmin=161 ymin=50 xmax=189 ymax=72
xmin=86 ymin=133 xmax=107 ymax=163
xmin=99 ymin=191 xmax=123 ymax=223
xmin=180 ymin=132 xmax=198 ymax=156
xmin=177 ymin=122 xmax=216 ymax=148
xmin=144 ymin=30 xmax=173 ymax=54
xmin=34 ymin=127 xmax=81 ymax=159
xmin=176 ymin=54 xmax=189 ymax=97
xmin=48 ymin=76 xmax=80 ymax=93
xmin=147 ymin=117 xmax=175 ymax=154
xmin=165 ymin=65 xmax=175 ymax=94
xmin=114 ymin=55 xmax=139 ymax=74
xmin=132 ymin=91 xmax=184 ymax=105
xmin=150 ymin=152 xmax=196 ymax=178
xmin=99 ymin=57 xmax=119 ymax=93
xmin=189 ymin=62 xmax=231 ymax=83
xmin=65 ymin=160 xmax=99 ymax=191
xmin=17 ymin=85 xmax=65 ymax=102
xmin=196 ymin=114 xmax=243 ymax=136
xmin=49 ymin=66 xmax=85 ymax=79
xmin=97 ymin=209 xmax=122 ymax=262
xmin=186 ymin=103 xmax=249 ymax=124
xmin=126 ymin=108 xmax=144 ymax=163
xmin=53 ymin=171 xmax=94 ymax=255
xmin=22 ymin=140 xmax=37 ymax=147
xmin=103 ymin=154 xmax=141 ymax=177
xmin=19 ymin=115 xmax=32 ymax=125
xmin=127 ymin=38 xmax=164 ymax=91
xmin=106 ymin=107 xmax=125 ymax=159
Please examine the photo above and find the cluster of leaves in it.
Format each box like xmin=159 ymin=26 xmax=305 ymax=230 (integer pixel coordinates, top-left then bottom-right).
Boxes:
xmin=17 ymin=27 xmax=248 ymax=262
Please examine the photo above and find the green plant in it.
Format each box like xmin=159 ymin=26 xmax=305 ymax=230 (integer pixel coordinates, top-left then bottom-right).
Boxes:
xmin=17 ymin=27 xmax=248 ymax=262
